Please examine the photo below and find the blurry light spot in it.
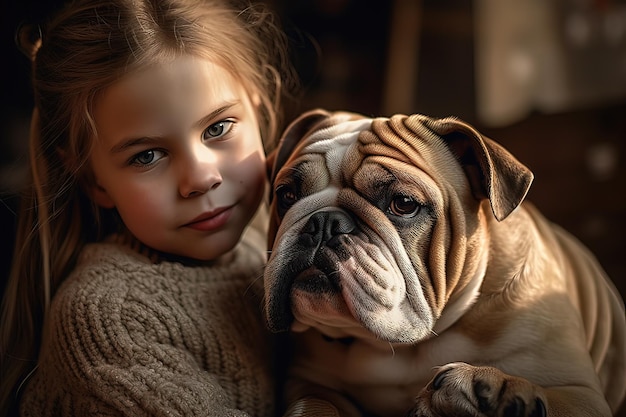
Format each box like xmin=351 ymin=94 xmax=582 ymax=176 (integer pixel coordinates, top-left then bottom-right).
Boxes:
xmin=566 ymin=13 xmax=591 ymax=46
xmin=586 ymin=142 xmax=619 ymax=181
xmin=507 ymin=50 xmax=534 ymax=84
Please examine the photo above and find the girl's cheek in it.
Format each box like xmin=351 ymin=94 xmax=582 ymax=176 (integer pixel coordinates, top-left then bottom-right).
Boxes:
xmin=224 ymin=147 xmax=265 ymax=182
xmin=242 ymin=154 xmax=266 ymax=186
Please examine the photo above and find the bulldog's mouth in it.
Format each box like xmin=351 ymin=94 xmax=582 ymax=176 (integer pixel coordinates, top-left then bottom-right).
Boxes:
xmin=289 ymin=259 xmax=375 ymax=341
xmin=265 ymin=209 xmax=435 ymax=343
xmin=266 ymin=211 xmax=357 ymax=332
xmin=266 ymin=263 xmax=352 ymax=334
xmin=293 ymin=265 xmax=339 ymax=294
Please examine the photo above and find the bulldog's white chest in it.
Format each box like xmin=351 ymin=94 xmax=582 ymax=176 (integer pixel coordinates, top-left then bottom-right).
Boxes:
xmin=288 ymin=328 xmax=480 ymax=417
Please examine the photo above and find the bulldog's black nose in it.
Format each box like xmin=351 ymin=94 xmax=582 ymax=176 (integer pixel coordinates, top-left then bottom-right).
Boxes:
xmin=300 ymin=211 xmax=355 ymax=248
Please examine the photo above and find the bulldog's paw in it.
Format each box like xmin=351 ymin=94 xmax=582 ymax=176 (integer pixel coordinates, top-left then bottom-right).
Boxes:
xmin=408 ymin=363 xmax=547 ymax=417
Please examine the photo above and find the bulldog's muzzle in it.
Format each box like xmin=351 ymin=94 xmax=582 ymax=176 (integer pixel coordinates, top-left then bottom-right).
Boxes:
xmin=265 ymin=207 xmax=374 ymax=335
xmin=301 ymin=210 xmax=356 ymax=253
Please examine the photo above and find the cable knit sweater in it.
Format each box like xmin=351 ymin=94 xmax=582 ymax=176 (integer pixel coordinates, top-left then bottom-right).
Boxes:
xmin=19 ymin=214 xmax=274 ymax=417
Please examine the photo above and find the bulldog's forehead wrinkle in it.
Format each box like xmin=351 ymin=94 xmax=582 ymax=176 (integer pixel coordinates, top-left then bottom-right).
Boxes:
xmin=303 ymin=119 xmax=373 ymax=187
xmin=311 ymin=118 xmax=372 ymax=141
xmin=305 ymin=132 xmax=356 ymax=157
xmin=327 ymin=143 xmax=352 ymax=184
xmin=305 ymin=119 xmax=372 ymax=155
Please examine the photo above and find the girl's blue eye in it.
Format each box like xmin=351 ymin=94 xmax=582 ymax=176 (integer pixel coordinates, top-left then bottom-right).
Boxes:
xmin=130 ymin=149 xmax=164 ymax=166
xmin=202 ymin=120 xmax=234 ymax=141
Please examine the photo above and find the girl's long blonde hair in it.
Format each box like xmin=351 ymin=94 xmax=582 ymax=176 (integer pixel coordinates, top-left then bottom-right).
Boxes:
xmin=0 ymin=0 xmax=295 ymax=413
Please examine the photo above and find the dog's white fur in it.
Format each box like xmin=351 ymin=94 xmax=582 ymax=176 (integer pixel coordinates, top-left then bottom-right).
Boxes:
xmin=264 ymin=109 xmax=626 ymax=417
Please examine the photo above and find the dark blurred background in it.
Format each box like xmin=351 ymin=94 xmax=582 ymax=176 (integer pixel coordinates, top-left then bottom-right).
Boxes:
xmin=2 ymin=0 xmax=625 ymax=414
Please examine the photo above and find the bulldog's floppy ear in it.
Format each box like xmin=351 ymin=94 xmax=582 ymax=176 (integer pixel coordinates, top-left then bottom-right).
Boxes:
xmin=267 ymin=108 xmax=331 ymax=190
xmin=420 ymin=116 xmax=533 ymax=221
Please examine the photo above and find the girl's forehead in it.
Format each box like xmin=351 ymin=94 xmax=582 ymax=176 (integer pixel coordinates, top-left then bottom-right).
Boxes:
xmin=117 ymin=56 xmax=238 ymax=96
xmin=108 ymin=56 xmax=244 ymax=100
xmin=93 ymin=56 xmax=253 ymax=137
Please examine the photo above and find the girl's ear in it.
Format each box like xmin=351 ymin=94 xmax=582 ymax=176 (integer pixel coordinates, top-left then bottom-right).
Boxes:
xmin=90 ymin=183 xmax=116 ymax=209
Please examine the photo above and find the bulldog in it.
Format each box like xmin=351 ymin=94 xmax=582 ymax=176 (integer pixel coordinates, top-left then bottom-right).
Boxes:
xmin=263 ymin=109 xmax=626 ymax=417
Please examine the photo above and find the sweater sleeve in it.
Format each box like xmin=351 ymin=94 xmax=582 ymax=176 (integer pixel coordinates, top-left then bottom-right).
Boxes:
xmin=20 ymin=243 xmax=273 ymax=417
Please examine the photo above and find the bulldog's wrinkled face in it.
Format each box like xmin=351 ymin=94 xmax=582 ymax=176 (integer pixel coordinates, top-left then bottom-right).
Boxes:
xmin=264 ymin=110 xmax=532 ymax=344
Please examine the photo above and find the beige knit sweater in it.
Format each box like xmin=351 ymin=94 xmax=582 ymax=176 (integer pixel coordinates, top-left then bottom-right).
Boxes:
xmin=19 ymin=213 xmax=274 ymax=417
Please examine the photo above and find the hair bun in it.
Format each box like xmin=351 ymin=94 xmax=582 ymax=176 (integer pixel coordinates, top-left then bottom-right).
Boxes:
xmin=15 ymin=22 xmax=43 ymax=62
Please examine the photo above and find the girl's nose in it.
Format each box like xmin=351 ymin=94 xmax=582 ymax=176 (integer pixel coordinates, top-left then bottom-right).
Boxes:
xmin=178 ymin=145 xmax=223 ymax=198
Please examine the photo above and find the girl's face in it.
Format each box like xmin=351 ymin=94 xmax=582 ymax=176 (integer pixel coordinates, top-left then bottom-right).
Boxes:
xmin=90 ymin=56 xmax=266 ymax=261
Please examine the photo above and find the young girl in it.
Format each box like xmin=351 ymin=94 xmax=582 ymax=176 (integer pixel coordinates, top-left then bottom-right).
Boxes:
xmin=0 ymin=0 xmax=296 ymax=415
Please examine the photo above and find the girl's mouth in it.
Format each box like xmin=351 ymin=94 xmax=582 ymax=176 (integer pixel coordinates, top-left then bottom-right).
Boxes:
xmin=183 ymin=206 xmax=233 ymax=232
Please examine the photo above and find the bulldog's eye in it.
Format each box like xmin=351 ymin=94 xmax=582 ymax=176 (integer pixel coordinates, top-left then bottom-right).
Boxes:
xmin=275 ymin=184 xmax=299 ymax=212
xmin=388 ymin=195 xmax=421 ymax=217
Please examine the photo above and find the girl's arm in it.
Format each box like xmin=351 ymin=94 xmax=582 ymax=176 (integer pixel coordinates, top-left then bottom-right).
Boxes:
xmin=19 ymin=243 xmax=273 ymax=417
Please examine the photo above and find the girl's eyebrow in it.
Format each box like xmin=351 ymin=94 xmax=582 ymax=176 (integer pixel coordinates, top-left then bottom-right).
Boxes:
xmin=109 ymin=136 xmax=159 ymax=154
xmin=109 ymin=102 xmax=239 ymax=154
xmin=193 ymin=102 xmax=238 ymax=130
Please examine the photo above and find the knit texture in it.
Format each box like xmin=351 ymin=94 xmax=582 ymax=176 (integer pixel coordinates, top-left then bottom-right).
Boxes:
xmin=19 ymin=213 xmax=274 ymax=417
xmin=283 ymin=397 xmax=341 ymax=417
